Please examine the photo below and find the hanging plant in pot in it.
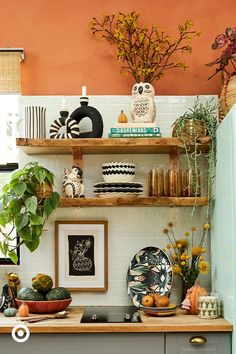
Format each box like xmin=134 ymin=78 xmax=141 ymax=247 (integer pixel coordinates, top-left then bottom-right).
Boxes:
xmin=206 ymin=26 xmax=236 ymax=121
xmin=0 ymin=162 xmax=60 ymax=264
xmin=91 ymin=12 xmax=200 ymax=123
xmin=172 ymin=97 xmax=218 ymax=217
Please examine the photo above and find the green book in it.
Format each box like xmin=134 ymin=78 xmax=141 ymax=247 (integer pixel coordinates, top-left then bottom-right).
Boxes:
xmin=110 ymin=126 xmax=160 ymax=134
xmin=108 ymin=132 xmax=162 ymax=138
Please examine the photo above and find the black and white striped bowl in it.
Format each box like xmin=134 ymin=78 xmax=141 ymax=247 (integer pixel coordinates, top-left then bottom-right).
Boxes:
xmin=102 ymin=162 xmax=135 ymax=182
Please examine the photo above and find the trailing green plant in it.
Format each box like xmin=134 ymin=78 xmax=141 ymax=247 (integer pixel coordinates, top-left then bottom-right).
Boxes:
xmin=172 ymin=97 xmax=218 ymax=218
xmin=0 ymin=162 xmax=60 ymax=264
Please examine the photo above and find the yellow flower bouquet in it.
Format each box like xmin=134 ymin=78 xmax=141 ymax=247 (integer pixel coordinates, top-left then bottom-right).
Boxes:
xmin=91 ymin=12 xmax=200 ymax=83
xmin=163 ymin=222 xmax=210 ymax=300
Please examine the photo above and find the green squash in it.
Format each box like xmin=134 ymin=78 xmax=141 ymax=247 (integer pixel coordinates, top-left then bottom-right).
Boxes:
xmin=17 ymin=287 xmax=44 ymax=301
xmin=45 ymin=287 xmax=71 ymax=300
xmin=4 ymin=307 xmax=17 ymax=317
xmin=32 ymin=273 xmax=53 ymax=294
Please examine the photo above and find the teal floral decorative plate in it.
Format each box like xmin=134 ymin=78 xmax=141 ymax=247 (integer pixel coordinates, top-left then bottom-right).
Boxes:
xmin=127 ymin=246 xmax=173 ymax=308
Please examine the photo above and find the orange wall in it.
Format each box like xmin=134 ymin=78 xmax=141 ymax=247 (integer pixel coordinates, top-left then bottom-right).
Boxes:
xmin=0 ymin=0 xmax=235 ymax=95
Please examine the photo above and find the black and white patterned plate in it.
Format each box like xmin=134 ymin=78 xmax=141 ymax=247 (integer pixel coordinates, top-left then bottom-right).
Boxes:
xmin=127 ymin=246 xmax=173 ymax=308
xmin=93 ymin=182 xmax=143 ymax=188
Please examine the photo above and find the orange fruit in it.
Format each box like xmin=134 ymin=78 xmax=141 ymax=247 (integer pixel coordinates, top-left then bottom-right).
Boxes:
xmin=155 ymin=295 xmax=170 ymax=307
xmin=150 ymin=293 xmax=161 ymax=302
xmin=141 ymin=294 xmax=155 ymax=307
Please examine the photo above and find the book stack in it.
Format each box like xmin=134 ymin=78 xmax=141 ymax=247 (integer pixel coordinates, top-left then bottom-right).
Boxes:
xmin=108 ymin=123 xmax=162 ymax=138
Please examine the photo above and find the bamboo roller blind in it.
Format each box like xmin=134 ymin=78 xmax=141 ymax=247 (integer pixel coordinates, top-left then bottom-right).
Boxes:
xmin=0 ymin=51 xmax=23 ymax=93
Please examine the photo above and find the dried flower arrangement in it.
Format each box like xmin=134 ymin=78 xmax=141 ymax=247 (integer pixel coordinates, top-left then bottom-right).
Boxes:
xmin=206 ymin=27 xmax=236 ymax=80
xmin=163 ymin=222 xmax=210 ymax=299
xmin=91 ymin=12 xmax=200 ymax=83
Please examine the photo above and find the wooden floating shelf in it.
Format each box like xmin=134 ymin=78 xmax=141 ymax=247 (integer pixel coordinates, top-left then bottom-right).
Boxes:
xmin=59 ymin=197 xmax=208 ymax=207
xmin=16 ymin=138 xmax=209 ymax=155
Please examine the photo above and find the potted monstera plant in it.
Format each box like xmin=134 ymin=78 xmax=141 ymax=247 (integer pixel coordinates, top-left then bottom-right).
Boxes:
xmin=0 ymin=162 xmax=60 ymax=264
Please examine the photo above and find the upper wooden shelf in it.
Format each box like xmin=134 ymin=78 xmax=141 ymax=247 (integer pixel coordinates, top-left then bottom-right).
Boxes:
xmin=16 ymin=138 xmax=209 ymax=155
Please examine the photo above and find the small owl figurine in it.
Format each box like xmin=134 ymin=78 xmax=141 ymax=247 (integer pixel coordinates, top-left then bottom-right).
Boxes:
xmin=131 ymin=82 xmax=156 ymax=123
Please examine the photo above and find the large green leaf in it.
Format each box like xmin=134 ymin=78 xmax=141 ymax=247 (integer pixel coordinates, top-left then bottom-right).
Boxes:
xmin=44 ymin=198 xmax=53 ymax=217
xmin=13 ymin=182 xmax=27 ymax=196
xmin=2 ymin=184 xmax=10 ymax=193
xmin=35 ymin=169 xmax=45 ymax=183
xmin=8 ymin=251 xmax=18 ymax=264
xmin=15 ymin=214 xmax=29 ymax=231
xmin=26 ymin=181 xmax=35 ymax=194
xmin=0 ymin=242 xmax=7 ymax=256
xmin=30 ymin=214 xmax=43 ymax=225
xmin=0 ymin=212 xmax=8 ymax=227
xmin=45 ymin=171 xmax=54 ymax=185
xmin=3 ymin=241 xmax=8 ymax=256
xmin=50 ymin=192 xmax=60 ymax=209
xmin=9 ymin=199 xmax=22 ymax=216
xmin=32 ymin=224 xmax=43 ymax=237
xmin=24 ymin=236 xmax=40 ymax=252
xmin=25 ymin=196 xmax=37 ymax=214
xmin=18 ymin=225 xmax=32 ymax=241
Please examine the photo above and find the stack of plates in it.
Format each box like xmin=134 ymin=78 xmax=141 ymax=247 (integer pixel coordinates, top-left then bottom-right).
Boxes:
xmin=140 ymin=303 xmax=177 ymax=317
xmin=93 ymin=182 xmax=143 ymax=198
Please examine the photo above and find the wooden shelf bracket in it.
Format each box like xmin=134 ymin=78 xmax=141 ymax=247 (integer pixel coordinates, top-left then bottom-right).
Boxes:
xmin=169 ymin=148 xmax=180 ymax=170
xmin=70 ymin=148 xmax=83 ymax=169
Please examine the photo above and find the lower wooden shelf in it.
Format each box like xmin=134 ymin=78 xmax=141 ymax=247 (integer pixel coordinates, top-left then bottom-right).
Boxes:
xmin=59 ymin=196 xmax=208 ymax=207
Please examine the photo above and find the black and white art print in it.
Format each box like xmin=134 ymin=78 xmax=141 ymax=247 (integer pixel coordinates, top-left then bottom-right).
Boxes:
xmin=55 ymin=220 xmax=108 ymax=291
xmin=68 ymin=235 xmax=95 ymax=276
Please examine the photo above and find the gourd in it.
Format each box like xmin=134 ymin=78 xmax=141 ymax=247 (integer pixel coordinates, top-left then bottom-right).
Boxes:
xmin=18 ymin=302 xmax=29 ymax=317
xmin=32 ymin=273 xmax=53 ymax=294
xmin=3 ymin=307 xmax=17 ymax=317
xmin=17 ymin=287 xmax=44 ymax=301
xmin=118 ymin=110 xmax=128 ymax=123
xmin=188 ymin=283 xmax=207 ymax=315
xmin=45 ymin=287 xmax=71 ymax=301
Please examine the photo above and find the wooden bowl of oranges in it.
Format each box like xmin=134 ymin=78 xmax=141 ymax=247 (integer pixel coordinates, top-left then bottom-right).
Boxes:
xmin=140 ymin=293 xmax=176 ymax=316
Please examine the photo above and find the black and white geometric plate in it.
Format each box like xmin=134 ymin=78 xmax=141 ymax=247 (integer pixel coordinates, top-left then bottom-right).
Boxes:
xmin=127 ymin=246 xmax=173 ymax=308
xmin=93 ymin=182 xmax=143 ymax=188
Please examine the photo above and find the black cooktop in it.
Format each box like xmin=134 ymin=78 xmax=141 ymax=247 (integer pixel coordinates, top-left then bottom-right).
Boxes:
xmin=81 ymin=306 xmax=141 ymax=323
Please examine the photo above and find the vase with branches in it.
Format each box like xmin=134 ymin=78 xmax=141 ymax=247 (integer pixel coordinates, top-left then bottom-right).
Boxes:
xmin=91 ymin=12 xmax=200 ymax=84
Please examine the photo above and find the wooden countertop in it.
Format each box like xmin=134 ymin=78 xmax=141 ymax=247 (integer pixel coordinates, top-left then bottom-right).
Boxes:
xmin=0 ymin=307 xmax=233 ymax=334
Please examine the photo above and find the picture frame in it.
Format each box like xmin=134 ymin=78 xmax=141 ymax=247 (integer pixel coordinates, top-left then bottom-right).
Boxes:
xmin=55 ymin=220 xmax=108 ymax=292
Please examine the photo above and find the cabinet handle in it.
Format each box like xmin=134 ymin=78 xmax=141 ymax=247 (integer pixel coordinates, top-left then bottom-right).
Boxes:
xmin=190 ymin=336 xmax=207 ymax=345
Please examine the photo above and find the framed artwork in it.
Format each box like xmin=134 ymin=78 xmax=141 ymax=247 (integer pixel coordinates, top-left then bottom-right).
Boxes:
xmin=55 ymin=220 xmax=108 ymax=291
xmin=0 ymin=163 xmax=20 ymax=265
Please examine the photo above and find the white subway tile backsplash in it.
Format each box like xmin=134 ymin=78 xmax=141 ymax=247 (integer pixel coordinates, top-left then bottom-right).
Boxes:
xmin=0 ymin=95 xmax=214 ymax=306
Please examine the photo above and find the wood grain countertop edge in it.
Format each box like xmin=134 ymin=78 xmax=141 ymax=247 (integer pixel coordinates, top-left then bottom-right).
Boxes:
xmin=0 ymin=307 xmax=233 ymax=334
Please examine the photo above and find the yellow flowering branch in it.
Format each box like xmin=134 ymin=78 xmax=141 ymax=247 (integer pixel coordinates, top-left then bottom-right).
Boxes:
xmin=91 ymin=12 xmax=200 ymax=83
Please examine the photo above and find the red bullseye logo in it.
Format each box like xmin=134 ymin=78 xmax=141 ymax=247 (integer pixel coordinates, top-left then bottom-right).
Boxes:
xmin=11 ymin=324 xmax=30 ymax=343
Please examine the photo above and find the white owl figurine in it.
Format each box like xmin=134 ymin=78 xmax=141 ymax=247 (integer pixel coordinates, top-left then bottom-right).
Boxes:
xmin=131 ymin=82 xmax=156 ymax=123
xmin=62 ymin=166 xmax=85 ymax=198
